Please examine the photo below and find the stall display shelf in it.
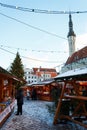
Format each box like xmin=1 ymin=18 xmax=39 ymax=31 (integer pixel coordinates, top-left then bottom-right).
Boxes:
xmin=0 ymin=99 xmax=16 ymax=128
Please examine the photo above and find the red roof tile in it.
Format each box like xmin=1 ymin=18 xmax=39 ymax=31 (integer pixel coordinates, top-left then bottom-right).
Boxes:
xmin=32 ymin=67 xmax=57 ymax=77
xmin=65 ymin=46 xmax=87 ymax=65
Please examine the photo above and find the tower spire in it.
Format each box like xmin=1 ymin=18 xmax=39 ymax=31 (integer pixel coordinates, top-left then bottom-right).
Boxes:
xmin=67 ymin=13 xmax=76 ymax=56
xmin=67 ymin=13 xmax=76 ymax=37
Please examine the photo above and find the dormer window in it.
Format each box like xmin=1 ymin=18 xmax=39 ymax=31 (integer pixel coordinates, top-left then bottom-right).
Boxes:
xmin=74 ymin=56 xmax=78 ymax=61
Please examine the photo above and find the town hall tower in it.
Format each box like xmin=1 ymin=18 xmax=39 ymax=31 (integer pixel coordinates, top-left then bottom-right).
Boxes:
xmin=67 ymin=14 xmax=76 ymax=56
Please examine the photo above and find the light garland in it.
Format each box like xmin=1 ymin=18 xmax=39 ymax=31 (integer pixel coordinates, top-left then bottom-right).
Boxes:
xmin=0 ymin=2 xmax=87 ymax=14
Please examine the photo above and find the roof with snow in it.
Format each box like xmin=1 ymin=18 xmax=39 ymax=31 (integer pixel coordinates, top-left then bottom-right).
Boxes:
xmin=54 ymin=68 xmax=87 ymax=81
xmin=27 ymin=79 xmax=55 ymax=86
xmin=0 ymin=66 xmax=26 ymax=82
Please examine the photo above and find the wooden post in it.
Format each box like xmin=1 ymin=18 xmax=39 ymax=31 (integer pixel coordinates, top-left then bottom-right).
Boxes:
xmin=0 ymin=79 xmax=3 ymax=102
xmin=8 ymin=79 xmax=12 ymax=97
xmin=2 ymin=79 xmax=4 ymax=101
xmin=53 ymin=82 xmax=66 ymax=124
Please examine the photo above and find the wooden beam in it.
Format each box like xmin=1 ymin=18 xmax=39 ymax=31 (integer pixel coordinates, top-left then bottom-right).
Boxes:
xmin=53 ymin=82 xmax=66 ymax=124
xmin=64 ymin=95 xmax=87 ymax=101
xmin=60 ymin=115 xmax=87 ymax=128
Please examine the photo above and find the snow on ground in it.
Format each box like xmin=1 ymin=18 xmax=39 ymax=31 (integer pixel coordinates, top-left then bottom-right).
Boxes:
xmin=23 ymin=100 xmax=54 ymax=125
xmin=1 ymin=98 xmax=87 ymax=130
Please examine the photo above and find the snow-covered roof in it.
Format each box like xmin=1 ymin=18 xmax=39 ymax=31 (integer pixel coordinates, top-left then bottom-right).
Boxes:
xmin=55 ymin=67 xmax=87 ymax=81
xmin=27 ymin=79 xmax=55 ymax=86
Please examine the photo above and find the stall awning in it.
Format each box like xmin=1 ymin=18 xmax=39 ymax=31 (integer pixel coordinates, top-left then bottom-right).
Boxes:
xmin=54 ymin=68 xmax=87 ymax=81
xmin=0 ymin=66 xmax=26 ymax=83
xmin=27 ymin=79 xmax=55 ymax=86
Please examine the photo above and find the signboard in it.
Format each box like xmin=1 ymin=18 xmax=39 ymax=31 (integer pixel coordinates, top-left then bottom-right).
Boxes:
xmin=10 ymin=100 xmax=16 ymax=110
xmin=0 ymin=106 xmax=11 ymax=123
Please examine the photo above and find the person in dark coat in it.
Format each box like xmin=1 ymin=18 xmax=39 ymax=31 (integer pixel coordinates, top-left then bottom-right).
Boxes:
xmin=31 ymin=88 xmax=37 ymax=100
xmin=82 ymin=86 xmax=87 ymax=110
xmin=16 ymin=88 xmax=24 ymax=115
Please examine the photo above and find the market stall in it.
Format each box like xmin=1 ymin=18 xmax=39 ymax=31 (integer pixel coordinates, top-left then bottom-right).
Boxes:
xmin=26 ymin=79 xmax=58 ymax=101
xmin=0 ymin=66 xmax=22 ymax=127
xmin=53 ymin=68 xmax=87 ymax=128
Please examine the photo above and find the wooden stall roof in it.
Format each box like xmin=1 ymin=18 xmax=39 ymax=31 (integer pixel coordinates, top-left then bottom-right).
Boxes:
xmin=27 ymin=79 xmax=55 ymax=87
xmin=54 ymin=68 xmax=87 ymax=81
xmin=0 ymin=66 xmax=18 ymax=80
xmin=0 ymin=66 xmax=26 ymax=82
xmin=53 ymin=67 xmax=87 ymax=128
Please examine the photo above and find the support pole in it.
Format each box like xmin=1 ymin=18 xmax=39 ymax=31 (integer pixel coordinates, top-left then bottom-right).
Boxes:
xmin=53 ymin=82 xmax=66 ymax=124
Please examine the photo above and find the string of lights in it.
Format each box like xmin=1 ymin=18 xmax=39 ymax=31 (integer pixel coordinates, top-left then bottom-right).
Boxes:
xmin=54 ymin=63 xmax=64 ymax=68
xmin=0 ymin=12 xmax=67 ymax=40
xmin=0 ymin=44 xmax=68 ymax=53
xmin=0 ymin=47 xmax=65 ymax=63
xmin=0 ymin=2 xmax=87 ymax=14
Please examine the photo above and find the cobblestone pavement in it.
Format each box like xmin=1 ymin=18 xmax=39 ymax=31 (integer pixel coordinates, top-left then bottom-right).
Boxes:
xmin=1 ymin=99 xmax=87 ymax=130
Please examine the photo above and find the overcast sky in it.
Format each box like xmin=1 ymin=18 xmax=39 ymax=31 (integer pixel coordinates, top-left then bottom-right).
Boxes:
xmin=0 ymin=0 xmax=87 ymax=71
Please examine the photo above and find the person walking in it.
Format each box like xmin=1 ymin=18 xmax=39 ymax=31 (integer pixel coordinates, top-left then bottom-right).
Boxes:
xmin=27 ymin=89 xmax=30 ymax=100
xmin=31 ymin=88 xmax=37 ymax=100
xmin=16 ymin=88 xmax=24 ymax=115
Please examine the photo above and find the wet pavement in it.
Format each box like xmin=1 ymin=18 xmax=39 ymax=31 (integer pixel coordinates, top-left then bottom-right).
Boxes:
xmin=0 ymin=99 xmax=87 ymax=130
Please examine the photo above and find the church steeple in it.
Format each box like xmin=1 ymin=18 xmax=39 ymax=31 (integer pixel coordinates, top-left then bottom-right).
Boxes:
xmin=67 ymin=14 xmax=76 ymax=37
xmin=67 ymin=14 xmax=76 ymax=56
